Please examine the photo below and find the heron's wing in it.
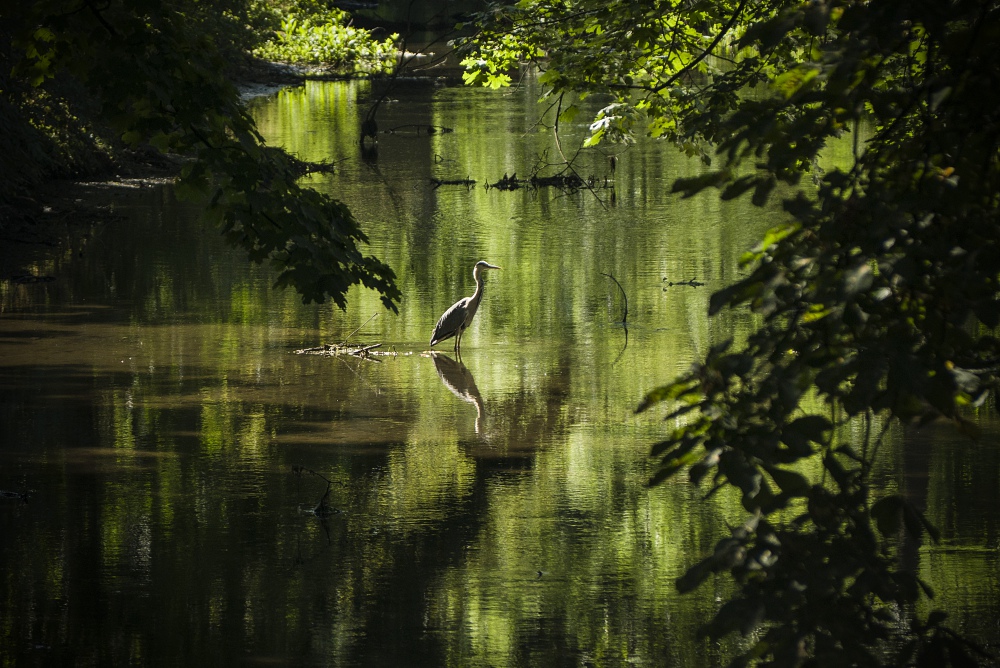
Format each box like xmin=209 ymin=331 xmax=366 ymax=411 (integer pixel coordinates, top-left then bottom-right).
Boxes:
xmin=430 ymin=297 xmax=470 ymax=346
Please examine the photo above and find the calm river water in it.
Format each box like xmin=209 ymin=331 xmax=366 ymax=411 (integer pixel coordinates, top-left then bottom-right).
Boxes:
xmin=1 ymin=74 xmax=998 ymax=666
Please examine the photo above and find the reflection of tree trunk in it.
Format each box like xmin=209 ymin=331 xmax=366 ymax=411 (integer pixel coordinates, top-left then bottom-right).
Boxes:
xmin=899 ymin=424 xmax=936 ymax=573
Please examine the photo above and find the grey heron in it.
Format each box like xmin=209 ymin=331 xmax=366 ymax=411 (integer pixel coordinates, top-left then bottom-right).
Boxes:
xmin=430 ymin=261 xmax=501 ymax=354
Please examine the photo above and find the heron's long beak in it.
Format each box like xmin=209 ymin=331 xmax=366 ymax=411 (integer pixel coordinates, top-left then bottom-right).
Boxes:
xmin=486 ymin=264 xmax=501 ymax=270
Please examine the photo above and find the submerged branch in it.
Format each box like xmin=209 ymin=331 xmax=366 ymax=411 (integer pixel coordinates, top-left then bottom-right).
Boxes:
xmin=291 ymin=465 xmax=345 ymax=517
xmin=601 ymin=272 xmax=628 ymax=324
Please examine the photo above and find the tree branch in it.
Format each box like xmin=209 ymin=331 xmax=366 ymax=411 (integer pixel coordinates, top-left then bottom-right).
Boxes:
xmin=652 ymin=0 xmax=750 ymax=93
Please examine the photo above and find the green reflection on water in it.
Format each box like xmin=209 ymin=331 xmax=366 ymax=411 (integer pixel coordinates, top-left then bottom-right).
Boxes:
xmin=1 ymin=76 xmax=997 ymax=666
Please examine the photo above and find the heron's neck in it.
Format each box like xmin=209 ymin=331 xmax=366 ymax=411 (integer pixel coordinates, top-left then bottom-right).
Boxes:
xmin=471 ymin=270 xmax=486 ymax=303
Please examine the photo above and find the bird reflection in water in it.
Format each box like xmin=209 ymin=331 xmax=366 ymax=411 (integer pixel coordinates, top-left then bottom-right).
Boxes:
xmin=431 ymin=352 xmax=485 ymax=434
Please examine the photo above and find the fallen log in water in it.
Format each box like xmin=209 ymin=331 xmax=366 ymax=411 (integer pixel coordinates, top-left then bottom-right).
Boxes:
xmin=485 ymin=171 xmax=611 ymax=191
xmin=487 ymin=172 xmax=525 ymax=190
xmin=430 ymin=177 xmax=477 ymax=188
xmin=386 ymin=124 xmax=454 ymax=135
xmin=294 ymin=342 xmax=397 ymax=358
xmin=530 ymin=173 xmax=585 ymax=189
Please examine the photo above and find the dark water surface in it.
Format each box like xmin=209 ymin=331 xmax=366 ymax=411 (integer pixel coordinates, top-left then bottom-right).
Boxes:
xmin=2 ymin=75 xmax=998 ymax=665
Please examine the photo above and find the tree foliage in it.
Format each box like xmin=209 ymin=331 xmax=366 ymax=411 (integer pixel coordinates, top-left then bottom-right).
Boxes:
xmin=252 ymin=3 xmax=398 ymax=72
xmin=1 ymin=0 xmax=400 ymax=310
xmin=461 ymin=0 xmax=1000 ymax=664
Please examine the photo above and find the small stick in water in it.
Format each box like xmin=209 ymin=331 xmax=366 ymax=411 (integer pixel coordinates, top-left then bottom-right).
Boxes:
xmin=341 ymin=312 xmax=379 ymax=346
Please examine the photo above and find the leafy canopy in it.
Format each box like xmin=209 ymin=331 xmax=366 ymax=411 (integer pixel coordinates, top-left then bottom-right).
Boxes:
xmin=461 ymin=0 xmax=1000 ymax=664
xmin=253 ymin=3 xmax=398 ymax=73
xmin=2 ymin=0 xmax=400 ymax=310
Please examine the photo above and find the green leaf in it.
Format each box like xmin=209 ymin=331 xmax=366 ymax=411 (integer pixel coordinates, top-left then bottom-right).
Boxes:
xmin=690 ymin=448 xmax=722 ymax=485
xmin=700 ymin=598 xmax=765 ymax=640
xmin=487 ymin=72 xmax=512 ymax=89
xmin=751 ymin=175 xmax=777 ymax=206
xmin=583 ymin=128 xmax=604 ymax=147
xmin=558 ymin=104 xmax=578 ymax=124
xmin=766 ymin=466 xmax=810 ymax=496
xmin=902 ymin=501 xmax=941 ymax=543
xmin=670 ymin=171 xmax=727 ymax=198
xmin=756 ymin=222 xmax=799 ymax=253
xmin=720 ymin=176 xmax=757 ymax=201
xmin=675 ymin=556 xmax=715 ymax=594
xmin=773 ymin=66 xmax=820 ymax=99
xmin=635 ymin=379 xmax=700 ymax=413
xmin=802 ymin=3 xmax=830 ymax=35
xmin=842 ymin=262 xmax=874 ymax=298
xmin=871 ymin=495 xmax=904 ymax=536
xmin=709 ymin=278 xmax=758 ymax=315
xmin=781 ymin=415 xmax=831 ymax=455
xmin=739 ymin=13 xmax=798 ymax=51
xmin=650 ymin=439 xmax=674 ymax=457
xmin=648 ymin=460 xmax=683 ymax=486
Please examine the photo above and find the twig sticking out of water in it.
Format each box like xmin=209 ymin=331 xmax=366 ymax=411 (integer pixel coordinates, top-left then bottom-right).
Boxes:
xmin=601 ymin=272 xmax=628 ymax=325
xmin=292 ymin=466 xmax=345 ymax=517
xmin=292 ymin=313 xmax=392 ymax=359
xmin=342 ymin=312 xmax=379 ymax=346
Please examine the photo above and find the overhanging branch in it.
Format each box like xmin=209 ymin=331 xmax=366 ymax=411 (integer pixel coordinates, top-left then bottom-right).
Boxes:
xmin=652 ymin=0 xmax=750 ymax=93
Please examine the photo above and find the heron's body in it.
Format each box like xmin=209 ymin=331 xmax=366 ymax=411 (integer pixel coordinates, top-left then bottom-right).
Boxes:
xmin=430 ymin=261 xmax=501 ymax=354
